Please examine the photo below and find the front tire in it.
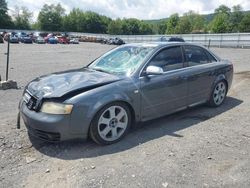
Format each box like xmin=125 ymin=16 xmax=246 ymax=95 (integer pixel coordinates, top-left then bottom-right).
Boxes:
xmin=89 ymin=102 xmax=131 ymax=145
xmin=208 ymin=81 xmax=227 ymax=107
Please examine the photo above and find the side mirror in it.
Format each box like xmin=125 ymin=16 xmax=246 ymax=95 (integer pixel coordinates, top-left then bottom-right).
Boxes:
xmin=145 ymin=65 xmax=164 ymax=75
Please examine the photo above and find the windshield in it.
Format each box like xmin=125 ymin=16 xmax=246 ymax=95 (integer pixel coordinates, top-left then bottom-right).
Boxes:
xmin=88 ymin=45 xmax=156 ymax=75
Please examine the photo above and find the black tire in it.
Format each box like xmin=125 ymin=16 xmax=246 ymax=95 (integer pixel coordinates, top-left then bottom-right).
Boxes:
xmin=208 ymin=80 xmax=227 ymax=107
xmin=89 ymin=102 xmax=132 ymax=145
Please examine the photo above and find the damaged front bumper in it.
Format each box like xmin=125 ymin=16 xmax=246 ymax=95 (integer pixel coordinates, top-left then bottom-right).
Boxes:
xmin=19 ymin=100 xmax=71 ymax=141
xmin=17 ymin=86 xmax=92 ymax=142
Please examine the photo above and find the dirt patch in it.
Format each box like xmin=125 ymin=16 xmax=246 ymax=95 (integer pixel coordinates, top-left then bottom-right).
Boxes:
xmin=235 ymin=71 xmax=250 ymax=79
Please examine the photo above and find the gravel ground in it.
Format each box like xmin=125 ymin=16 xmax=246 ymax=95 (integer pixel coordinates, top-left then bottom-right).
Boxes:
xmin=0 ymin=43 xmax=250 ymax=188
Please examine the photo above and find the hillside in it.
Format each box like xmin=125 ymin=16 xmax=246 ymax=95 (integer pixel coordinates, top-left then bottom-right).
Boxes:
xmin=144 ymin=10 xmax=250 ymax=25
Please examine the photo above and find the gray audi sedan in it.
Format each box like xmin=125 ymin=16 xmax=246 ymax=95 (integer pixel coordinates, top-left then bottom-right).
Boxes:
xmin=19 ymin=42 xmax=233 ymax=144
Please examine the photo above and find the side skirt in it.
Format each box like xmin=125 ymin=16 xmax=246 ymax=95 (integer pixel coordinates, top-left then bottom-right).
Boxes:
xmin=140 ymin=100 xmax=207 ymax=122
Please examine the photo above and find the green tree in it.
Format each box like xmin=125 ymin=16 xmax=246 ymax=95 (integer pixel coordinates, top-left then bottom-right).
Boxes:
xmin=210 ymin=5 xmax=232 ymax=33
xmin=12 ymin=6 xmax=33 ymax=29
xmin=192 ymin=15 xmax=205 ymax=32
xmin=175 ymin=15 xmax=192 ymax=34
xmin=166 ymin=13 xmax=179 ymax=34
xmin=63 ymin=10 xmax=111 ymax=33
xmin=38 ymin=3 xmax=65 ymax=31
xmin=215 ymin=5 xmax=231 ymax=16
xmin=31 ymin=22 xmax=39 ymax=30
xmin=121 ymin=18 xmax=141 ymax=34
xmin=139 ymin=22 xmax=153 ymax=34
xmin=0 ymin=0 xmax=13 ymax=28
xmin=158 ymin=21 xmax=167 ymax=34
xmin=239 ymin=13 xmax=250 ymax=32
xmin=166 ymin=14 xmax=180 ymax=34
xmin=84 ymin=11 xmax=111 ymax=33
xmin=230 ymin=5 xmax=244 ymax=32
xmin=108 ymin=19 xmax=122 ymax=34
xmin=108 ymin=18 xmax=153 ymax=35
xmin=63 ymin=8 xmax=86 ymax=32
xmin=210 ymin=13 xmax=230 ymax=33
xmin=183 ymin=11 xmax=205 ymax=32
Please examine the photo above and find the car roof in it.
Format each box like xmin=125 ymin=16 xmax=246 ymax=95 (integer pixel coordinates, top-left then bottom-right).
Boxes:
xmin=122 ymin=42 xmax=217 ymax=58
xmin=124 ymin=42 xmax=200 ymax=48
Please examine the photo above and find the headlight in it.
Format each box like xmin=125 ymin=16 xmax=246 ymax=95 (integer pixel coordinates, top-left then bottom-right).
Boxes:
xmin=40 ymin=102 xmax=73 ymax=114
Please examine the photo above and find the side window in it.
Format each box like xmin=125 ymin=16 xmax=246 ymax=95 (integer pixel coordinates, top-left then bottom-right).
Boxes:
xmin=149 ymin=46 xmax=183 ymax=72
xmin=205 ymin=51 xmax=217 ymax=62
xmin=184 ymin=46 xmax=211 ymax=67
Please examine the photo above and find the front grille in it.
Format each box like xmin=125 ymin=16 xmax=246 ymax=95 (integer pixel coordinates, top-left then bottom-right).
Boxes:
xmin=26 ymin=97 xmax=37 ymax=110
xmin=24 ymin=90 xmax=40 ymax=111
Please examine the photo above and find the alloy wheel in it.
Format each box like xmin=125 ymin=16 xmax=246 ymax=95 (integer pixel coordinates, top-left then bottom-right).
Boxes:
xmin=97 ymin=105 xmax=128 ymax=142
xmin=213 ymin=81 xmax=226 ymax=106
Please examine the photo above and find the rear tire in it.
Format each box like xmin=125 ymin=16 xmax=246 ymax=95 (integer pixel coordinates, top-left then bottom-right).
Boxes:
xmin=89 ymin=102 xmax=131 ymax=145
xmin=208 ymin=81 xmax=227 ymax=107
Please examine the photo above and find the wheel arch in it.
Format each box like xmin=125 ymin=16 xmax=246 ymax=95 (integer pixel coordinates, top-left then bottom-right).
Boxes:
xmin=207 ymin=75 xmax=228 ymax=107
xmin=211 ymin=74 xmax=228 ymax=94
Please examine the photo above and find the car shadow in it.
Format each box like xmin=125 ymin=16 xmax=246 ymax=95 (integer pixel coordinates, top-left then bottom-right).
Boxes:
xmin=29 ymin=96 xmax=242 ymax=160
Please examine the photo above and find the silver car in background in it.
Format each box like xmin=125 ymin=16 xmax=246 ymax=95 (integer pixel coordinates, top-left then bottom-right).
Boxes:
xmin=19 ymin=42 xmax=233 ymax=144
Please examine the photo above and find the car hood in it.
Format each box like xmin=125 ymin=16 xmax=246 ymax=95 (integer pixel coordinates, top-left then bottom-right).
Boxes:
xmin=26 ymin=68 xmax=122 ymax=99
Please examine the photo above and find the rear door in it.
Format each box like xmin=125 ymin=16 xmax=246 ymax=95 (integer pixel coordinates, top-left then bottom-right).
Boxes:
xmin=183 ymin=45 xmax=217 ymax=105
xmin=140 ymin=46 xmax=188 ymax=121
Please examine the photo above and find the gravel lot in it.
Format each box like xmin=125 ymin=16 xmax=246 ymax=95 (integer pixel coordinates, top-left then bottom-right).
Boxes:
xmin=0 ymin=43 xmax=250 ymax=188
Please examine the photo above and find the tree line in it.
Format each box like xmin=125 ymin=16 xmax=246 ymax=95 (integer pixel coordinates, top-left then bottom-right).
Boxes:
xmin=1 ymin=0 xmax=250 ymax=34
xmin=158 ymin=5 xmax=250 ymax=34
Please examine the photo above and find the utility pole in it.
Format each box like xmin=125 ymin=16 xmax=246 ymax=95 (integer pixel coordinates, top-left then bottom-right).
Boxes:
xmin=6 ymin=35 xmax=10 ymax=80
xmin=0 ymin=35 xmax=17 ymax=90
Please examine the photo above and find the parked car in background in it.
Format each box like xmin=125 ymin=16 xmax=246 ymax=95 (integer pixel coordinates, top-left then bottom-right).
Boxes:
xmin=69 ymin=38 xmax=79 ymax=44
xmin=4 ymin=33 xmax=11 ymax=41
xmin=58 ymin=36 xmax=69 ymax=44
xmin=0 ymin=35 xmax=3 ymax=43
xmin=107 ymin=38 xmax=114 ymax=44
xmin=108 ymin=37 xmax=125 ymax=45
xmin=35 ymin=36 xmax=46 ymax=44
xmin=21 ymin=36 xmax=33 ymax=44
xmin=96 ymin=37 xmax=104 ymax=43
xmin=100 ymin=37 xmax=108 ymax=44
xmin=79 ymin=36 xmax=87 ymax=42
xmin=44 ymin=33 xmax=54 ymax=43
xmin=9 ymin=34 xmax=19 ymax=43
xmin=39 ymin=32 xmax=49 ymax=38
xmin=168 ymin=37 xmax=185 ymax=42
xmin=19 ymin=42 xmax=233 ymax=145
xmin=1 ymin=32 xmax=6 ymax=43
xmin=159 ymin=36 xmax=185 ymax=42
xmin=32 ymin=32 xmax=41 ymax=42
xmin=48 ymin=37 xmax=58 ymax=44
xmin=16 ymin=32 xmax=32 ymax=43
xmin=17 ymin=32 xmax=27 ymax=41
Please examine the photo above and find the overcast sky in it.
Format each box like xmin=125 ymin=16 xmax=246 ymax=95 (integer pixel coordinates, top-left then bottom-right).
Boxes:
xmin=6 ymin=0 xmax=250 ymax=20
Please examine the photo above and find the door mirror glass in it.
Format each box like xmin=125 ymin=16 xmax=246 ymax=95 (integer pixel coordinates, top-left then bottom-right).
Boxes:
xmin=145 ymin=65 xmax=164 ymax=75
